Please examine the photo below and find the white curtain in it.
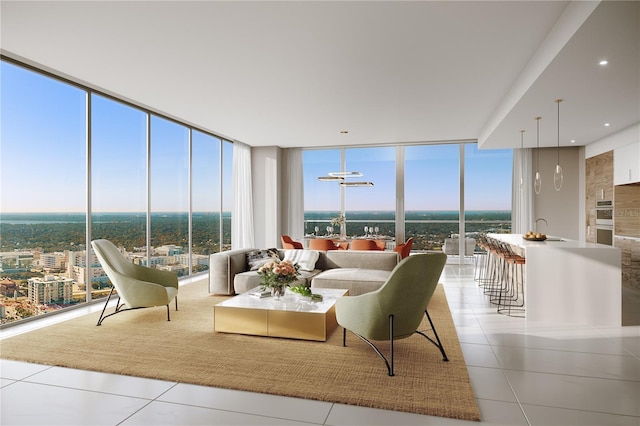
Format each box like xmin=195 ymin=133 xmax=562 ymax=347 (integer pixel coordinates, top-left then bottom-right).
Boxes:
xmin=512 ymin=148 xmax=533 ymax=233
xmin=285 ymin=148 xmax=305 ymax=241
xmin=232 ymin=142 xmax=255 ymax=249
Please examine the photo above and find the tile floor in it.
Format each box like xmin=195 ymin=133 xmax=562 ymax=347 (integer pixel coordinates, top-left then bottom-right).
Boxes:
xmin=1 ymin=264 xmax=639 ymax=426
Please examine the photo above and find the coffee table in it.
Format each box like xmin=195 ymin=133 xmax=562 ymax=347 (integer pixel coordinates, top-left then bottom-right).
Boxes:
xmin=213 ymin=287 xmax=348 ymax=341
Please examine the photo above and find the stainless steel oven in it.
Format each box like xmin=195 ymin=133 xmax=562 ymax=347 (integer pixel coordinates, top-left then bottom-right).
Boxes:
xmin=595 ymin=200 xmax=613 ymax=245
xmin=596 ymin=200 xmax=613 ymax=226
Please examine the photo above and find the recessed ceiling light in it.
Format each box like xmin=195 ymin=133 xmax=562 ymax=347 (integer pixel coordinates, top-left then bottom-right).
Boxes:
xmin=570 ymin=139 xmax=576 ymax=144
xmin=604 ymin=123 xmax=610 ymax=127
xmin=599 ymin=60 xmax=609 ymax=66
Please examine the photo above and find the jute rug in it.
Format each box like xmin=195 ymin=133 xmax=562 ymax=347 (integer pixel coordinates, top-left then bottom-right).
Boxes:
xmin=0 ymin=279 xmax=480 ymax=421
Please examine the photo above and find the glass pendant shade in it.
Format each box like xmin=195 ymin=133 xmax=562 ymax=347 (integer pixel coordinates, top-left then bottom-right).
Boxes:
xmin=534 ymin=117 xmax=542 ymax=195
xmin=519 ymin=130 xmax=525 ymax=187
xmin=553 ymin=164 xmax=563 ymax=191
xmin=554 ymin=99 xmax=563 ymax=191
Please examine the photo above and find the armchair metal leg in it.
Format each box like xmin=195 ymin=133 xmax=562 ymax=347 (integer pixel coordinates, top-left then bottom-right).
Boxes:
xmin=389 ymin=314 xmax=395 ymax=376
xmin=416 ymin=309 xmax=449 ymax=362
xmin=96 ymin=286 xmax=116 ymax=326
xmin=97 ymin=285 xmax=169 ymax=326
xmin=166 ymin=297 xmax=179 ymax=321
xmin=343 ymin=311 xmax=448 ymax=376
xmin=346 ymin=315 xmax=396 ymax=376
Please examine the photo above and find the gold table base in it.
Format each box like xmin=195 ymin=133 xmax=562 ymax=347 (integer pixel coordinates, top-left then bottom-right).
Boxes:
xmin=214 ymin=288 xmax=348 ymax=341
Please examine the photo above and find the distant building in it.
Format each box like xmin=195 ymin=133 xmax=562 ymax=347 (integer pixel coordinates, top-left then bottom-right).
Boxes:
xmin=154 ymin=245 xmax=183 ymax=256
xmin=70 ymin=266 xmax=108 ymax=285
xmin=40 ymin=252 xmax=66 ymax=271
xmin=134 ymin=255 xmax=175 ymax=267
xmin=157 ymin=264 xmax=189 ymax=276
xmin=67 ymin=250 xmax=107 ymax=284
xmin=175 ymin=254 xmax=209 ymax=268
xmin=27 ymin=275 xmax=74 ymax=304
xmin=0 ymin=277 xmax=18 ymax=296
xmin=0 ymin=251 xmax=34 ymax=271
xmin=68 ymin=250 xmax=99 ymax=268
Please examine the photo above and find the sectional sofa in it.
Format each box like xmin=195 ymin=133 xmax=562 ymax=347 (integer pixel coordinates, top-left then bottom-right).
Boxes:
xmin=209 ymin=248 xmax=401 ymax=296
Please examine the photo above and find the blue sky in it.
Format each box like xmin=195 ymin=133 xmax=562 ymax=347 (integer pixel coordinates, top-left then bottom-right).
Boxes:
xmin=2 ymin=60 xmax=512 ymax=214
xmin=1 ymin=61 xmax=232 ymax=213
xmin=304 ymin=144 xmax=512 ymax=211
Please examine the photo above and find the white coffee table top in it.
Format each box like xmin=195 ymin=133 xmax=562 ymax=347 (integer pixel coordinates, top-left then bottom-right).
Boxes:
xmin=216 ymin=287 xmax=348 ymax=314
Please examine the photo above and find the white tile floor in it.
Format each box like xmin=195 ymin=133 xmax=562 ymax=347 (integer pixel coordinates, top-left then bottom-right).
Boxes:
xmin=1 ymin=264 xmax=639 ymax=426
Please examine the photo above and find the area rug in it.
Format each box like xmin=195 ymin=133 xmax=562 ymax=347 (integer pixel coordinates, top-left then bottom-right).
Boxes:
xmin=0 ymin=278 xmax=480 ymax=421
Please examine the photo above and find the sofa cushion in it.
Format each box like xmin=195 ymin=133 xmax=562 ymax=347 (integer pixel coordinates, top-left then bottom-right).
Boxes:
xmin=246 ymin=248 xmax=279 ymax=271
xmin=323 ymin=250 xmax=400 ymax=271
xmin=311 ymin=268 xmax=392 ymax=296
xmin=283 ymin=249 xmax=320 ymax=271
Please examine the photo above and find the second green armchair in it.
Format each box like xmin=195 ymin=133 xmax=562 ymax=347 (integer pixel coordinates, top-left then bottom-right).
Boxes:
xmin=335 ymin=252 xmax=448 ymax=376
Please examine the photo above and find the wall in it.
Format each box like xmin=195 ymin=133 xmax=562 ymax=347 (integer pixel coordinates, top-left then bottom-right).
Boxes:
xmin=251 ymin=146 xmax=282 ymax=249
xmin=532 ymin=146 xmax=582 ymax=239
xmin=586 ymin=123 xmax=640 ymax=159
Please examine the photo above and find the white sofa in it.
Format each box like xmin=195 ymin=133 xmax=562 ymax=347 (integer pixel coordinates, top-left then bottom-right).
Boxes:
xmin=209 ymin=249 xmax=401 ymax=296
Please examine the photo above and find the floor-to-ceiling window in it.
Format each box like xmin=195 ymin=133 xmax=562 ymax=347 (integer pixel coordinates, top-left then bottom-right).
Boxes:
xmin=149 ymin=116 xmax=190 ymax=276
xmin=0 ymin=59 xmax=233 ymax=326
xmin=302 ymin=149 xmax=342 ymax=236
xmin=303 ymin=143 xmax=512 ymax=255
xmin=464 ymin=144 xmax=512 ymax=241
xmin=0 ymin=61 xmax=87 ymax=320
xmin=192 ymin=131 xmax=222 ymax=272
xmin=405 ymin=144 xmax=461 ymax=251
xmin=90 ymin=94 xmax=147 ymax=299
xmin=344 ymin=147 xmax=395 ymax=239
xmin=221 ymin=140 xmax=233 ymax=251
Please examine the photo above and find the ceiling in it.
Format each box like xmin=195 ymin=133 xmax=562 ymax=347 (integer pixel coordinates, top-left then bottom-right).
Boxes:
xmin=1 ymin=1 xmax=638 ymax=151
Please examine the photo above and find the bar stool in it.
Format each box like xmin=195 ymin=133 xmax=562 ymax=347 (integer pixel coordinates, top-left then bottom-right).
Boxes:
xmin=474 ymin=234 xmax=491 ymax=284
xmin=494 ymin=242 xmax=526 ymax=317
xmin=479 ymin=236 xmax=504 ymax=296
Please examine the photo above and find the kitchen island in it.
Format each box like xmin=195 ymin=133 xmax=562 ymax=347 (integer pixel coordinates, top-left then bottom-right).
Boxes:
xmin=488 ymin=234 xmax=622 ymax=326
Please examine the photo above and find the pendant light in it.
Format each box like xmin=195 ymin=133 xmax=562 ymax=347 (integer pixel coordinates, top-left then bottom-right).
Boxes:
xmin=554 ymin=99 xmax=564 ymax=191
xmin=520 ymin=130 xmax=525 ymax=187
xmin=534 ymin=116 xmax=542 ymax=195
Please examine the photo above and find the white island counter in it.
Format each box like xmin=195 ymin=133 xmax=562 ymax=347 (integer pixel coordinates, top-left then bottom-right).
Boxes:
xmin=488 ymin=234 xmax=622 ymax=326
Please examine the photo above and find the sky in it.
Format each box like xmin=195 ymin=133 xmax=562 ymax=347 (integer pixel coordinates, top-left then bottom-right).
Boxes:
xmin=304 ymin=144 xmax=512 ymax=211
xmin=1 ymin=60 xmax=512 ymax=214
xmin=1 ymin=61 xmax=233 ymax=214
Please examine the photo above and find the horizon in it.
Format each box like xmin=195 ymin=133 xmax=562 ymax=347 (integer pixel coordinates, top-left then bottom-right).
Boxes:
xmin=1 ymin=209 xmax=510 ymax=215
xmin=2 ymin=59 xmax=512 ymax=218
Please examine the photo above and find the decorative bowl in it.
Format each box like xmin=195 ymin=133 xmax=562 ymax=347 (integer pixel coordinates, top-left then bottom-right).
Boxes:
xmin=522 ymin=236 xmax=547 ymax=241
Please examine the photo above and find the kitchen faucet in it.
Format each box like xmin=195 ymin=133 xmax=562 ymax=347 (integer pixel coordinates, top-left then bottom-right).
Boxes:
xmin=534 ymin=218 xmax=548 ymax=233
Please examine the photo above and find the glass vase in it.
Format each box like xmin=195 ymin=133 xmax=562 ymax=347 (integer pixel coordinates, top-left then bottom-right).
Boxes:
xmin=271 ymin=285 xmax=286 ymax=299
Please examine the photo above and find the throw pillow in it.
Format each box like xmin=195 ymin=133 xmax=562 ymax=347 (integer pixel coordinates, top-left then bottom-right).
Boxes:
xmin=283 ymin=249 xmax=320 ymax=272
xmin=247 ymin=248 xmax=279 ymax=271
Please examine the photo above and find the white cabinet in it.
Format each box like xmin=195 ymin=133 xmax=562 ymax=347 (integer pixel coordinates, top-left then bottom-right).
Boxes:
xmin=614 ymin=142 xmax=640 ymax=185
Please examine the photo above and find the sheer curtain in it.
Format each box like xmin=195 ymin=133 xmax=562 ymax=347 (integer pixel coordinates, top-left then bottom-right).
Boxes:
xmin=232 ymin=141 xmax=255 ymax=249
xmin=285 ymin=148 xmax=304 ymax=240
xmin=512 ymin=148 xmax=533 ymax=233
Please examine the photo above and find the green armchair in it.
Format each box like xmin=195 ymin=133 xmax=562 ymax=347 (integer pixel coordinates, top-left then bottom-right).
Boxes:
xmin=335 ymin=252 xmax=448 ymax=376
xmin=92 ymin=239 xmax=179 ymax=326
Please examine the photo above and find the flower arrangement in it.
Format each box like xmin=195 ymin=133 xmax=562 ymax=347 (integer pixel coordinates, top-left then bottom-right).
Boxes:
xmin=258 ymin=259 xmax=300 ymax=297
xmin=330 ymin=212 xmax=345 ymax=227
